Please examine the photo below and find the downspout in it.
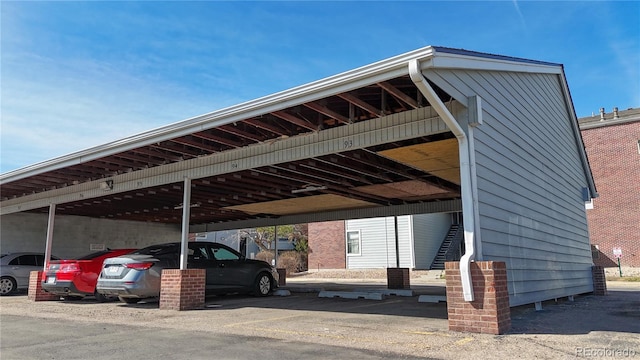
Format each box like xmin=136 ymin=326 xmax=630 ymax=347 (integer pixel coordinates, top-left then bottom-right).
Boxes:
xmin=179 ymin=177 xmax=192 ymax=270
xmin=409 ymin=59 xmax=476 ymax=301
xmin=43 ymin=203 xmax=56 ymax=272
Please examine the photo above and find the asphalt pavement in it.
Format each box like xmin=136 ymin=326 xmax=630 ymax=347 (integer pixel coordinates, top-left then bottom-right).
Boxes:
xmin=1 ymin=280 xmax=638 ymax=360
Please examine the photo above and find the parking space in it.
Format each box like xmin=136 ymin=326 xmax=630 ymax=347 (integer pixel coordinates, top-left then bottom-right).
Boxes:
xmin=1 ymin=291 xmax=453 ymax=359
xmin=2 ymin=282 xmax=639 ymax=359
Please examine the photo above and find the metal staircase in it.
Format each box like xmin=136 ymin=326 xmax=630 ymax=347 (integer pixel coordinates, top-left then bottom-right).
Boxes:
xmin=430 ymin=224 xmax=463 ymax=270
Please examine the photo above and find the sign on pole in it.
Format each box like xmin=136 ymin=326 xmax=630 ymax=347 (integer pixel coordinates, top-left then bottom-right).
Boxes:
xmin=613 ymin=247 xmax=623 ymax=277
xmin=613 ymin=247 xmax=622 ymax=259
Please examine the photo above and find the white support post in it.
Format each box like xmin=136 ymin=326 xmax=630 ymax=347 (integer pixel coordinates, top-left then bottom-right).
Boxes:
xmin=274 ymin=225 xmax=278 ymax=267
xmin=179 ymin=177 xmax=192 ymax=270
xmin=43 ymin=203 xmax=56 ymax=271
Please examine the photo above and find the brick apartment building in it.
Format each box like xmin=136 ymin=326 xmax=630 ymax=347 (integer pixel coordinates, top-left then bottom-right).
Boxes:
xmin=579 ymin=107 xmax=640 ymax=268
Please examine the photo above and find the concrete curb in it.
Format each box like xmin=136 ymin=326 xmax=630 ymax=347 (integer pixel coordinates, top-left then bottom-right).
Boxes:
xmin=273 ymin=289 xmax=291 ymax=296
xmin=282 ymin=286 xmax=325 ymax=293
xmin=418 ymin=295 xmax=447 ymax=303
xmin=319 ymin=291 xmax=385 ymax=300
xmin=381 ymin=289 xmax=414 ymax=297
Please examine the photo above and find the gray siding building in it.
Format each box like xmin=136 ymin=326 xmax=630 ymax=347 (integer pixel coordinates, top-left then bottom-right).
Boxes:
xmin=426 ymin=69 xmax=595 ymax=306
xmin=342 ymin=213 xmax=453 ymax=270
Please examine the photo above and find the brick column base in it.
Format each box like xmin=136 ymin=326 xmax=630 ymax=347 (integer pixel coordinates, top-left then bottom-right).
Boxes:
xmin=387 ymin=268 xmax=410 ymax=289
xmin=28 ymin=271 xmax=60 ymax=301
xmin=159 ymin=269 xmax=205 ymax=311
xmin=592 ymin=265 xmax=607 ymax=296
xmin=277 ymin=268 xmax=286 ymax=286
xmin=445 ymin=261 xmax=511 ymax=335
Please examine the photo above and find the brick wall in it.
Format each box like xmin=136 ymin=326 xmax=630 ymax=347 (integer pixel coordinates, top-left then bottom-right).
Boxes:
xmin=308 ymin=221 xmax=346 ymax=270
xmin=28 ymin=271 xmax=60 ymax=301
xmin=581 ymin=121 xmax=640 ymax=267
xmin=592 ymin=266 xmax=607 ymax=296
xmin=159 ymin=269 xmax=205 ymax=311
xmin=387 ymin=268 xmax=410 ymax=289
xmin=445 ymin=261 xmax=510 ymax=335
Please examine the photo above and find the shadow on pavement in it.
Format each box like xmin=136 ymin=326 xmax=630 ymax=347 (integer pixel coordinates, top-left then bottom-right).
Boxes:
xmin=509 ymin=288 xmax=640 ymax=335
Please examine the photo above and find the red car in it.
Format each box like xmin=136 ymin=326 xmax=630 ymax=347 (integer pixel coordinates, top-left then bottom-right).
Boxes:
xmin=42 ymin=249 xmax=136 ymax=302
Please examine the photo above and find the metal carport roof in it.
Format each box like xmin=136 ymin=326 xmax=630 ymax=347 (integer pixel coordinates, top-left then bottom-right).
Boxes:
xmin=1 ymin=46 xmax=588 ymax=231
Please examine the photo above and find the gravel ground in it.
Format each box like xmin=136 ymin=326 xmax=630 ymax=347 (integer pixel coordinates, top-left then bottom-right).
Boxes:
xmin=1 ymin=281 xmax=638 ymax=359
xmin=605 ymin=266 xmax=640 ymax=278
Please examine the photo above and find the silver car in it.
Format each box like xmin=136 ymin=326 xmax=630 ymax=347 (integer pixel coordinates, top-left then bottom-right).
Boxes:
xmin=1 ymin=252 xmax=59 ymax=295
xmin=96 ymin=241 xmax=279 ymax=304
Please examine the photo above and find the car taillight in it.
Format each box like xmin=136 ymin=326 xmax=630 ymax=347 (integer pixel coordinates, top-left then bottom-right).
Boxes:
xmin=123 ymin=262 xmax=153 ymax=270
xmin=60 ymin=263 xmax=79 ymax=272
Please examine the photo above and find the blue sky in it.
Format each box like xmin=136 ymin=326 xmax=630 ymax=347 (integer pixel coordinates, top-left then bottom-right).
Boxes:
xmin=1 ymin=1 xmax=639 ymax=173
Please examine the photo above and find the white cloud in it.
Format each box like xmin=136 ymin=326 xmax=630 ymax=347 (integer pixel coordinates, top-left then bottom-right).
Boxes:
xmin=0 ymin=52 xmax=236 ymax=172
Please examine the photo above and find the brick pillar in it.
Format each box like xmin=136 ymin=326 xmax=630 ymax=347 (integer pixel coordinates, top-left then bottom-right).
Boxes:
xmin=445 ymin=261 xmax=511 ymax=335
xmin=387 ymin=268 xmax=410 ymax=289
xmin=28 ymin=271 xmax=60 ymax=301
xmin=277 ymin=268 xmax=286 ymax=286
xmin=592 ymin=265 xmax=607 ymax=296
xmin=159 ymin=269 xmax=205 ymax=311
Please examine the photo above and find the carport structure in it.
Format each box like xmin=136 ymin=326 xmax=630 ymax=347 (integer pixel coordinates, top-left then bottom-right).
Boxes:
xmin=1 ymin=46 xmax=599 ymax=334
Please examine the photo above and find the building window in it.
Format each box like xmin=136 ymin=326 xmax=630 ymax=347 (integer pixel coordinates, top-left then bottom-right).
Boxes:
xmin=346 ymin=230 xmax=361 ymax=256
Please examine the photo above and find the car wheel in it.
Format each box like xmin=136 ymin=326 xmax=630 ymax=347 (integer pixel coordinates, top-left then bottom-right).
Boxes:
xmin=119 ymin=296 xmax=141 ymax=304
xmin=254 ymin=273 xmax=272 ymax=297
xmin=94 ymin=290 xmax=109 ymax=303
xmin=0 ymin=277 xmax=16 ymax=296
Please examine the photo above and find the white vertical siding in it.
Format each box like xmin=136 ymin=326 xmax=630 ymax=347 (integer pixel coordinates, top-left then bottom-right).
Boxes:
xmin=345 ymin=216 xmax=413 ymax=269
xmin=428 ymin=69 xmax=594 ymax=306
xmin=412 ymin=213 xmax=453 ymax=269
xmin=397 ymin=216 xmax=413 ymax=268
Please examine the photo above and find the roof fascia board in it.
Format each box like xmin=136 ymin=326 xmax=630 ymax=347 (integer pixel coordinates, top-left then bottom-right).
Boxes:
xmin=424 ymin=51 xmax=562 ymax=75
xmin=557 ymin=71 xmax=598 ymax=197
xmin=0 ymin=47 xmax=437 ymax=184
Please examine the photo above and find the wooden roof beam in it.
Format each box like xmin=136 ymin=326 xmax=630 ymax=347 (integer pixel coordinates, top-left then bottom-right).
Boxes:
xmin=244 ymin=118 xmax=291 ymax=136
xmin=377 ymin=81 xmax=419 ymax=109
xmin=303 ymin=102 xmax=351 ymax=124
xmin=217 ymin=124 xmax=264 ymax=143
xmin=192 ymin=131 xmax=244 ymax=148
xmin=170 ymin=136 xmax=220 ymax=152
xmin=129 ymin=147 xmax=182 ymax=162
xmin=337 ymin=93 xmax=382 ymax=117
xmin=271 ymin=111 xmax=319 ymax=132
